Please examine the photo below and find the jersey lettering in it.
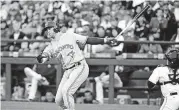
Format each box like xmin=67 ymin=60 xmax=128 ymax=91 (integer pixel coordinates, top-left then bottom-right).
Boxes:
xmin=54 ymin=44 xmax=74 ymax=57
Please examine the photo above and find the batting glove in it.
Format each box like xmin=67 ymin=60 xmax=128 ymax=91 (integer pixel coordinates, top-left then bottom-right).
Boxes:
xmin=36 ymin=54 xmax=48 ymax=63
xmin=105 ymin=38 xmax=120 ymax=47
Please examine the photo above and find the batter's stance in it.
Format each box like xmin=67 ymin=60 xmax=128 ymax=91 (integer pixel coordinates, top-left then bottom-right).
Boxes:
xmin=148 ymin=48 xmax=179 ymax=110
xmin=36 ymin=21 xmax=120 ymax=110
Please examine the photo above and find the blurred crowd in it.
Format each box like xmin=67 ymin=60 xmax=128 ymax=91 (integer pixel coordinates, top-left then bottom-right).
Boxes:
xmin=1 ymin=0 xmax=179 ymax=54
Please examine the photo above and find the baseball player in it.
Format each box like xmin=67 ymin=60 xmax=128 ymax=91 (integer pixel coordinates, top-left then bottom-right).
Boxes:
xmin=148 ymin=48 xmax=179 ymax=110
xmin=24 ymin=64 xmax=56 ymax=101
xmin=94 ymin=66 xmax=123 ymax=104
xmin=36 ymin=21 xmax=120 ymax=110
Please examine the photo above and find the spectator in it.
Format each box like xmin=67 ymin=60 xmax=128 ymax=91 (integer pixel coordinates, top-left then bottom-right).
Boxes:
xmin=100 ymin=14 xmax=112 ymax=29
xmin=134 ymin=15 xmax=149 ymax=40
xmin=115 ymin=65 xmax=137 ymax=87
xmin=24 ymin=64 xmax=56 ymax=101
xmin=133 ymin=4 xmax=143 ymax=17
xmin=83 ymin=90 xmax=98 ymax=104
xmin=149 ymin=8 xmax=168 ymax=41
xmin=8 ymin=21 xmax=28 ymax=52
xmin=0 ymin=2 xmax=8 ymax=21
xmin=123 ymin=28 xmax=138 ymax=53
xmin=174 ymin=1 xmax=179 ymax=22
xmin=41 ymin=91 xmax=55 ymax=102
xmin=92 ymin=16 xmax=100 ymax=37
xmin=12 ymin=84 xmax=24 ymax=100
xmin=170 ymin=24 xmax=179 ymax=49
xmin=1 ymin=20 xmax=11 ymax=51
xmin=163 ymin=2 xmax=178 ymax=42
xmin=6 ymin=2 xmax=21 ymax=24
xmin=24 ymin=8 xmax=33 ymax=24
xmin=144 ymin=2 xmax=155 ymax=22
xmin=118 ymin=10 xmax=135 ymax=32
xmin=94 ymin=66 xmax=123 ymax=104
xmin=139 ymin=35 xmax=163 ymax=54
xmin=95 ymin=26 xmax=106 ymax=38
xmin=76 ymin=90 xmax=98 ymax=104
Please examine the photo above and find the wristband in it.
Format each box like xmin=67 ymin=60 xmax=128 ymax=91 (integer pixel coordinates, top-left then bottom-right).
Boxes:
xmin=104 ymin=38 xmax=108 ymax=44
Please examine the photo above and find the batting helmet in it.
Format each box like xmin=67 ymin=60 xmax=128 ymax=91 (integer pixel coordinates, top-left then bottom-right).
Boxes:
xmin=43 ymin=21 xmax=66 ymax=33
xmin=165 ymin=48 xmax=179 ymax=66
xmin=43 ymin=21 xmax=57 ymax=32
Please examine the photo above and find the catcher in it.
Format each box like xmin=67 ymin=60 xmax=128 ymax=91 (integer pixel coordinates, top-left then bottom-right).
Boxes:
xmin=148 ymin=48 xmax=179 ymax=110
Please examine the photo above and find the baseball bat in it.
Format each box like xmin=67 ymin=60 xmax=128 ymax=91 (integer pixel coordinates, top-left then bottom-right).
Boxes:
xmin=115 ymin=5 xmax=150 ymax=39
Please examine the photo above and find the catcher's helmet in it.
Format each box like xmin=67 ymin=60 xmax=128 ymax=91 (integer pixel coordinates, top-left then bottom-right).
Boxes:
xmin=165 ymin=48 xmax=179 ymax=66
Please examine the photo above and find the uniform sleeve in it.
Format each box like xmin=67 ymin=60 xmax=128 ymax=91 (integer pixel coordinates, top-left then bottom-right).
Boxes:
xmin=42 ymin=44 xmax=53 ymax=58
xmin=74 ymin=32 xmax=88 ymax=45
xmin=148 ymin=67 xmax=160 ymax=84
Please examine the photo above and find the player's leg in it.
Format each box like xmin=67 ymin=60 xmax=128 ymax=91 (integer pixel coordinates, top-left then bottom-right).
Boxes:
xmin=94 ymin=77 xmax=104 ymax=104
xmin=55 ymin=73 xmax=68 ymax=109
xmin=62 ymin=61 xmax=89 ymax=110
xmin=100 ymin=73 xmax=123 ymax=87
xmin=24 ymin=67 xmax=49 ymax=100
xmin=28 ymin=78 xmax=38 ymax=100
xmin=24 ymin=67 xmax=49 ymax=85
xmin=24 ymin=67 xmax=40 ymax=100
xmin=24 ymin=67 xmax=42 ymax=80
xmin=160 ymin=95 xmax=179 ymax=110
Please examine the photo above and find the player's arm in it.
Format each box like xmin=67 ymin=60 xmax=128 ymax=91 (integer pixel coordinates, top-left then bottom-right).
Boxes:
xmin=36 ymin=45 xmax=52 ymax=63
xmin=86 ymin=37 xmax=106 ymax=45
xmin=147 ymin=67 xmax=160 ymax=92
xmin=86 ymin=37 xmax=120 ymax=46
xmin=147 ymin=81 xmax=156 ymax=90
xmin=37 ymin=53 xmax=49 ymax=63
xmin=74 ymin=32 xmax=120 ymax=46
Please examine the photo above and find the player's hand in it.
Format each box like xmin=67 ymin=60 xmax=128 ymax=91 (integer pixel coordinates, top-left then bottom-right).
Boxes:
xmin=36 ymin=54 xmax=48 ymax=63
xmin=106 ymin=38 xmax=120 ymax=47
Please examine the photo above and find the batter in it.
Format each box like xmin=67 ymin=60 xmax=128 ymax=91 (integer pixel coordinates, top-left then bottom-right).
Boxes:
xmin=36 ymin=21 xmax=120 ymax=110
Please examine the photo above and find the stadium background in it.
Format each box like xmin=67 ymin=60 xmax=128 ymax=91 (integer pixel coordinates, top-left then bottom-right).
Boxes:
xmin=1 ymin=0 xmax=179 ymax=110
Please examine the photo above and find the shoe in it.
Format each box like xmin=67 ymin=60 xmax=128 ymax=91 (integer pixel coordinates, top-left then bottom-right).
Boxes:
xmin=39 ymin=77 xmax=49 ymax=85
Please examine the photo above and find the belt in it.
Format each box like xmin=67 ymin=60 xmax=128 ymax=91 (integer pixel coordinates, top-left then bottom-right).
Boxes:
xmin=65 ymin=62 xmax=81 ymax=71
xmin=170 ymin=92 xmax=178 ymax=96
xmin=158 ymin=81 xmax=179 ymax=85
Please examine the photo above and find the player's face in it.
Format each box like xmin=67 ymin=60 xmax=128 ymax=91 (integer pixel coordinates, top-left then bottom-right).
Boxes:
xmin=47 ymin=28 xmax=55 ymax=39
